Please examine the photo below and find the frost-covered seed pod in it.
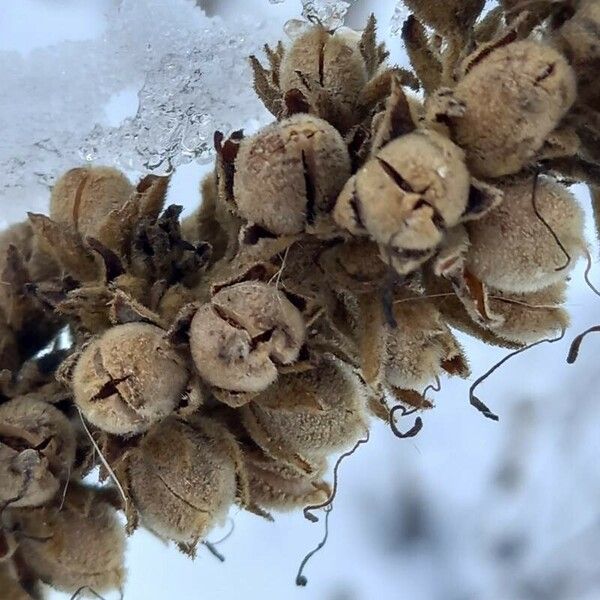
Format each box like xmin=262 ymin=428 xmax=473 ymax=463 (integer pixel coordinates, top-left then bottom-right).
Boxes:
xmin=8 ymin=484 xmax=125 ymax=595
xmin=234 ymin=115 xmax=351 ymax=235
xmin=486 ymin=282 xmax=569 ymax=344
xmin=0 ymin=397 xmax=76 ymax=508
xmin=453 ymin=41 xmax=576 ymax=177
xmin=334 ymin=130 xmax=470 ymax=265
xmin=72 ymin=323 xmax=189 ymax=435
xmin=279 ymin=25 xmax=368 ymax=131
xmin=384 ymin=296 xmax=469 ymax=390
xmin=190 ymin=281 xmax=306 ymax=393
xmin=126 ymin=417 xmax=238 ymax=543
xmin=244 ymin=447 xmax=330 ymax=512
xmin=466 ymin=176 xmax=585 ymax=293
xmin=241 ymin=357 xmax=366 ymax=470
xmin=555 ymin=0 xmax=600 ymax=110
xmin=50 ymin=166 xmax=133 ymax=239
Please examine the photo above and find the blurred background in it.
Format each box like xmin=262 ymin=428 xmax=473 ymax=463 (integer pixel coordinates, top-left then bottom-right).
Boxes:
xmin=1 ymin=1 xmax=600 ymax=599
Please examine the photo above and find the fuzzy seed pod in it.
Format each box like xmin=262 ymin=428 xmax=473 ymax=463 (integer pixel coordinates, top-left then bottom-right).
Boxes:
xmin=334 ymin=130 xmax=470 ymax=272
xmin=485 ymin=282 xmax=569 ymax=344
xmin=244 ymin=447 xmax=330 ymax=512
xmin=466 ymin=176 xmax=585 ymax=293
xmin=384 ymin=295 xmax=470 ymax=390
xmin=125 ymin=417 xmax=239 ymax=543
xmin=233 ymin=115 xmax=351 ymax=235
xmin=0 ymin=398 xmax=76 ymax=508
xmin=190 ymin=281 xmax=306 ymax=393
xmin=279 ymin=25 xmax=368 ymax=132
xmin=452 ymin=41 xmax=576 ymax=177
xmin=8 ymin=484 xmax=125 ymax=594
xmin=241 ymin=356 xmax=366 ymax=472
xmin=72 ymin=323 xmax=189 ymax=435
xmin=49 ymin=166 xmax=134 ymax=241
xmin=555 ymin=0 xmax=600 ymax=110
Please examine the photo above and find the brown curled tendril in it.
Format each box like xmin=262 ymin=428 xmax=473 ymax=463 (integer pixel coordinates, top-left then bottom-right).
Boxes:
xmin=303 ymin=430 xmax=370 ymax=524
xmin=532 ymin=168 xmax=571 ymax=272
xmin=567 ymin=326 xmax=600 ymax=364
xmin=70 ymin=587 xmax=109 ymax=600
xmin=470 ymin=328 xmax=566 ymax=420
xmin=201 ymin=518 xmax=236 ymax=562
xmin=295 ymin=505 xmax=332 ymax=587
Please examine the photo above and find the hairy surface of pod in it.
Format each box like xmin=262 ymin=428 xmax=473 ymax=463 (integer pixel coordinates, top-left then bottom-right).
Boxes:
xmin=385 ymin=296 xmax=469 ymax=390
xmin=190 ymin=281 xmax=306 ymax=393
xmin=8 ymin=484 xmax=125 ymax=594
xmin=49 ymin=166 xmax=133 ymax=239
xmin=466 ymin=177 xmax=584 ymax=293
xmin=486 ymin=282 xmax=569 ymax=344
xmin=555 ymin=0 xmax=600 ymax=109
xmin=245 ymin=447 xmax=330 ymax=511
xmin=126 ymin=417 xmax=238 ymax=543
xmin=72 ymin=323 xmax=189 ymax=435
xmin=234 ymin=115 xmax=351 ymax=235
xmin=334 ymin=130 xmax=470 ymax=263
xmin=0 ymin=397 xmax=76 ymax=508
xmin=242 ymin=357 xmax=366 ymax=465
xmin=279 ymin=25 xmax=368 ymax=131
xmin=453 ymin=41 xmax=576 ymax=177
xmin=0 ymin=564 xmax=36 ymax=599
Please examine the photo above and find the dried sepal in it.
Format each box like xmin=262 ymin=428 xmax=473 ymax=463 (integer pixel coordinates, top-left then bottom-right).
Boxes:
xmin=8 ymin=484 xmax=125 ymax=595
xmin=452 ymin=40 xmax=577 ymax=178
xmin=466 ymin=176 xmax=585 ymax=293
xmin=72 ymin=322 xmax=189 ymax=435
xmin=0 ymin=397 xmax=76 ymax=508
xmin=189 ymin=281 xmax=306 ymax=394
xmin=233 ymin=115 xmax=351 ymax=236
xmin=122 ymin=416 xmax=240 ymax=544
xmin=403 ymin=0 xmax=485 ymax=36
xmin=241 ymin=356 xmax=367 ymax=474
xmin=402 ymin=16 xmax=442 ymax=95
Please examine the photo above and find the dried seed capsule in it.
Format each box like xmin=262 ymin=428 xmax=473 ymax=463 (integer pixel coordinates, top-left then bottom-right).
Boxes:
xmin=0 ymin=397 xmax=76 ymax=508
xmin=233 ymin=114 xmax=351 ymax=235
xmin=334 ymin=130 xmax=470 ymax=273
xmin=125 ymin=417 xmax=239 ymax=544
xmin=385 ymin=295 xmax=469 ymax=390
xmin=8 ymin=484 xmax=125 ymax=595
xmin=466 ymin=176 xmax=585 ymax=293
xmin=241 ymin=356 xmax=366 ymax=472
xmin=554 ymin=0 xmax=600 ymax=110
xmin=452 ymin=41 xmax=576 ymax=177
xmin=190 ymin=281 xmax=306 ymax=393
xmin=244 ymin=447 xmax=330 ymax=512
xmin=49 ymin=166 xmax=133 ymax=240
xmin=72 ymin=323 xmax=189 ymax=435
xmin=486 ymin=282 xmax=569 ymax=344
xmin=279 ymin=25 xmax=368 ymax=131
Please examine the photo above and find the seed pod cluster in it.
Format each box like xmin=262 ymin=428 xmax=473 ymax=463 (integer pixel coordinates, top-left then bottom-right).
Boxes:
xmin=1 ymin=4 xmax=600 ymax=595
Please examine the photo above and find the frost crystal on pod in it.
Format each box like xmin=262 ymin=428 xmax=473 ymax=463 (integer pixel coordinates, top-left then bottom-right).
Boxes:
xmin=390 ymin=2 xmax=411 ymax=35
xmin=301 ymin=0 xmax=353 ymax=30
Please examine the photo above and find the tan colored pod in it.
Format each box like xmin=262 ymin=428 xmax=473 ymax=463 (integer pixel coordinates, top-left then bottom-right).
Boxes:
xmin=279 ymin=25 xmax=368 ymax=132
xmin=486 ymin=282 xmax=569 ymax=344
xmin=334 ymin=130 xmax=470 ymax=263
xmin=126 ymin=417 xmax=238 ymax=543
xmin=8 ymin=484 xmax=125 ymax=595
xmin=241 ymin=356 xmax=366 ymax=472
xmin=49 ymin=166 xmax=134 ymax=240
xmin=385 ymin=294 xmax=469 ymax=390
xmin=234 ymin=115 xmax=351 ymax=235
xmin=0 ymin=397 xmax=76 ymax=508
xmin=244 ymin=447 xmax=330 ymax=512
xmin=72 ymin=323 xmax=189 ymax=436
xmin=190 ymin=281 xmax=306 ymax=393
xmin=466 ymin=176 xmax=585 ymax=293
xmin=555 ymin=0 xmax=600 ymax=110
xmin=452 ymin=41 xmax=576 ymax=178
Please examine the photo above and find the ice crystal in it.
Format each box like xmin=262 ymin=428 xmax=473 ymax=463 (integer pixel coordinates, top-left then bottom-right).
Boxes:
xmin=301 ymin=0 xmax=354 ymax=30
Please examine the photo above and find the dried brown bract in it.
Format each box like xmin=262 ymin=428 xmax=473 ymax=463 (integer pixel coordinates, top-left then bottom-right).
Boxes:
xmin=72 ymin=322 xmax=189 ymax=435
xmin=234 ymin=114 xmax=351 ymax=235
xmin=190 ymin=281 xmax=306 ymax=395
xmin=0 ymin=397 xmax=76 ymax=509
